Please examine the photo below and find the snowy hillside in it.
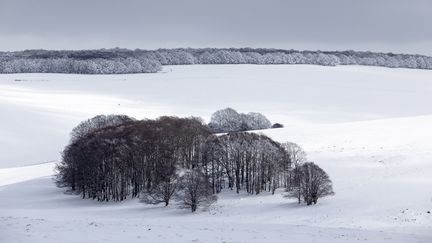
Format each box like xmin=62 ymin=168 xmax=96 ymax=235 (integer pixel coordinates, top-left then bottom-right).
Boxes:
xmin=1 ymin=65 xmax=431 ymax=242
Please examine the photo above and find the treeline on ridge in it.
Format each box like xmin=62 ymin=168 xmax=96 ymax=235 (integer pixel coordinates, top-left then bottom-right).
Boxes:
xmin=56 ymin=114 xmax=333 ymax=212
xmin=2 ymin=48 xmax=432 ymax=74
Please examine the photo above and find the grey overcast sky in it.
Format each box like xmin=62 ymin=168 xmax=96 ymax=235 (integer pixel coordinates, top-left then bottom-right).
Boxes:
xmin=1 ymin=0 xmax=431 ymax=55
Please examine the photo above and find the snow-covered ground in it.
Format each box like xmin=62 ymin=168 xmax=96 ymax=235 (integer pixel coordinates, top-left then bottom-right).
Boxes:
xmin=1 ymin=65 xmax=431 ymax=242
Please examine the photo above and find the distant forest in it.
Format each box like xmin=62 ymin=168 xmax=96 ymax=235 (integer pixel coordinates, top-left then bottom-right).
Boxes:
xmin=1 ymin=48 xmax=432 ymax=74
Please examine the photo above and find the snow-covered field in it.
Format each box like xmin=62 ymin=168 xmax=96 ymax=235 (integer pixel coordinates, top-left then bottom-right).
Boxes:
xmin=1 ymin=65 xmax=431 ymax=242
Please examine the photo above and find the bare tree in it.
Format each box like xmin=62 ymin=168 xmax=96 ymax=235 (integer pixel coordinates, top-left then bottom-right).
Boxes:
xmin=176 ymin=169 xmax=217 ymax=212
xmin=140 ymin=174 xmax=179 ymax=206
xmin=284 ymin=164 xmax=303 ymax=204
xmin=300 ymin=162 xmax=334 ymax=205
xmin=285 ymin=162 xmax=334 ymax=205
xmin=283 ymin=142 xmax=307 ymax=166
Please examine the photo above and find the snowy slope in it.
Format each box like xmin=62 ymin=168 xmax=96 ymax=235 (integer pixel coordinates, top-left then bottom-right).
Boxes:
xmin=1 ymin=65 xmax=431 ymax=242
xmin=1 ymin=64 xmax=432 ymax=168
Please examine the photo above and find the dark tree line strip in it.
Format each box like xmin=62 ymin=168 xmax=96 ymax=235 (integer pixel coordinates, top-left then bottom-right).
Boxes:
xmin=56 ymin=114 xmax=334 ymax=211
xmin=2 ymin=48 xmax=432 ymax=74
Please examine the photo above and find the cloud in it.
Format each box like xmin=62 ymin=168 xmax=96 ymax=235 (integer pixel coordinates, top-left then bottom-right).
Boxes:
xmin=0 ymin=0 xmax=431 ymax=55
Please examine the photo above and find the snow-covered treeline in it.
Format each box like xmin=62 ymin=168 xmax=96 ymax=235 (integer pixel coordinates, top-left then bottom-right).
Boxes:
xmin=56 ymin=115 xmax=333 ymax=211
xmin=1 ymin=48 xmax=432 ymax=74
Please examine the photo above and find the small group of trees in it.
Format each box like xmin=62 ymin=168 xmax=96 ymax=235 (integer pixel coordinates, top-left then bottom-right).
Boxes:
xmin=57 ymin=115 xmax=214 ymax=211
xmin=206 ymin=132 xmax=291 ymax=195
xmin=208 ymin=108 xmax=274 ymax=133
xmin=287 ymin=162 xmax=334 ymax=205
xmin=282 ymin=142 xmax=334 ymax=205
xmin=2 ymin=48 xmax=432 ymax=74
xmin=56 ymin=114 xmax=333 ymax=212
xmin=140 ymin=169 xmax=216 ymax=211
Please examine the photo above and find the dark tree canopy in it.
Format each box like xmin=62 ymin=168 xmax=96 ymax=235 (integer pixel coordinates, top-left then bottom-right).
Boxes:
xmin=57 ymin=116 xmax=211 ymax=202
xmin=70 ymin=114 xmax=135 ymax=143
xmin=57 ymin=114 xmax=333 ymax=211
xmin=272 ymin=123 xmax=284 ymax=129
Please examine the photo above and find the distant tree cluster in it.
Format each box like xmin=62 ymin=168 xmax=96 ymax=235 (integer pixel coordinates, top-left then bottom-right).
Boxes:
xmin=56 ymin=114 xmax=333 ymax=212
xmin=208 ymin=107 xmax=273 ymax=133
xmin=2 ymin=48 xmax=432 ymax=74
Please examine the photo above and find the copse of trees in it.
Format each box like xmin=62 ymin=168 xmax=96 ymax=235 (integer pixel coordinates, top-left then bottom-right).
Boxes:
xmin=283 ymin=142 xmax=334 ymax=205
xmin=212 ymin=132 xmax=290 ymax=194
xmin=286 ymin=162 xmax=334 ymax=205
xmin=56 ymin=114 xmax=333 ymax=212
xmin=208 ymin=107 xmax=273 ymax=133
xmin=2 ymin=48 xmax=432 ymax=74
xmin=57 ymin=115 xmax=211 ymax=202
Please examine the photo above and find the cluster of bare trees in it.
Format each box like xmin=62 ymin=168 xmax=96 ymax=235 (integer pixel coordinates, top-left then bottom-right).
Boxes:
xmin=282 ymin=143 xmax=334 ymax=205
xmin=290 ymin=162 xmax=334 ymax=205
xmin=204 ymin=133 xmax=290 ymax=195
xmin=2 ymin=48 xmax=432 ymax=74
xmin=56 ymin=114 xmax=333 ymax=212
xmin=57 ymin=116 xmax=212 ymax=209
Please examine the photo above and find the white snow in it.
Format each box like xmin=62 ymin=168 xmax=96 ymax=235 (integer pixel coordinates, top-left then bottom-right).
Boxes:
xmin=1 ymin=64 xmax=431 ymax=242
